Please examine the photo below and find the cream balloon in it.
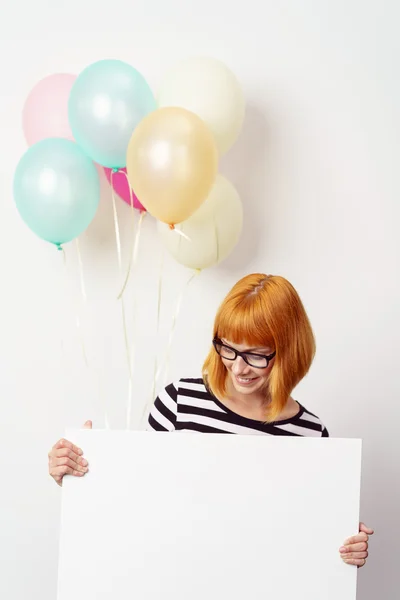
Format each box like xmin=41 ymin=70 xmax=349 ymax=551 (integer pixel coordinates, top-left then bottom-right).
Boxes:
xmin=126 ymin=107 xmax=218 ymax=225
xmin=158 ymin=57 xmax=245 ymax=156
xmin=158 ymin=174 xmax=243 ymax=270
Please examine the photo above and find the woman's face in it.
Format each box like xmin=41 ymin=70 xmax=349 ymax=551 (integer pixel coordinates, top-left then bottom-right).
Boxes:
xmin=220 ymin=338 xmax=275 ymax=396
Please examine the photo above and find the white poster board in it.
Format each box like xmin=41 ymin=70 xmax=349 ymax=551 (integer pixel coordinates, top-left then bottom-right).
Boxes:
xmin=58 ymin=431 xmax=361 ymax=600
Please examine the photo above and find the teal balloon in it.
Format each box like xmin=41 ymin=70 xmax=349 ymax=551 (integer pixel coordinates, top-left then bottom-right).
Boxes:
xmin=68 ymin=59 xmax=157 ymax=168
xmin=13 ymin=138 xmax=100 ymax=247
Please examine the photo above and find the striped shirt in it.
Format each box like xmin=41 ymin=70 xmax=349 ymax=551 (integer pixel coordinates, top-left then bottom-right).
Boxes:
xmin=148 ymin=378 xmax=329 ymax=437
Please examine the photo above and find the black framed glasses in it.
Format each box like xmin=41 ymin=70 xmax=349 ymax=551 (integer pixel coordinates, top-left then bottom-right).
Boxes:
xmin=212 ymin=338 xmax=276 ymax=369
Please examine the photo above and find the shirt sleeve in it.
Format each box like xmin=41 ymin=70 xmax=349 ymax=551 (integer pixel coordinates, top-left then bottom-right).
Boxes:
xmin=321 ymin=426 xmax=329 ymax=437
xmin=147 ymin=381 xmax=178 ymax=431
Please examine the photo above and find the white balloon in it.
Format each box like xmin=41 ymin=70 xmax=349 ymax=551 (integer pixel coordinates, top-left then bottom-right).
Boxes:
xmin=158 ymin=58 xmax=245 ymax=156
xmin=158 ymin=174 xmax=243 ymax=270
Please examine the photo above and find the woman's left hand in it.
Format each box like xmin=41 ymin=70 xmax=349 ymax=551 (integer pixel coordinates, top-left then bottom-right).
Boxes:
xmin=339 ymin=522 xmax=374 ymax=567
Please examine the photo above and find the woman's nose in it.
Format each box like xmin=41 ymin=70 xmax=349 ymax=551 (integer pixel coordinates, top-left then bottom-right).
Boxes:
xmin=231 ymin=355 xmax=249 ymax=374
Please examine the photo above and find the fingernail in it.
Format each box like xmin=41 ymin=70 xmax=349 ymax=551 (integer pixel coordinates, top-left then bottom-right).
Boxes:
xmin=82 ymin=459 xmax=88 ymax=466
xmin=339 ymin=547 xmax=347 ymax=553
xmin=78 ymin=448 xmax=83 ymax=455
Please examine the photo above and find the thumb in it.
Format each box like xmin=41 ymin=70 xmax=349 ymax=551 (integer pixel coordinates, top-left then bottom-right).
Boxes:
xmin=359 ymin=522 xmax=374 ymax=535
xmin=83 ymin=420 xmax=93 ymax=429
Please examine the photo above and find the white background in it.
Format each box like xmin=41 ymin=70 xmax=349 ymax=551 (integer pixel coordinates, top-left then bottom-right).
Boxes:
xmin=0 ymin=1 xmax=398 ymax=599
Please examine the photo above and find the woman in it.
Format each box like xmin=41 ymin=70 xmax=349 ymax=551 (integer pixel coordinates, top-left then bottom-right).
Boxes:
xmin=48 ymin=273 xmax=373 ymax=567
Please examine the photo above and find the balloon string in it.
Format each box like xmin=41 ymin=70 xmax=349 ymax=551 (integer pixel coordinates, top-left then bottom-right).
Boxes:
xmin=126 ymin=362 xmax=133 ymax=429
xmin=110 ymin=172 xmax=122 ymax=273
xmin=214 ymin=215 xmax=220 ymax=264
xmin=131 ymin=210 xmax=145 ymax=280
xmin=125 ymin=291 xmax=136 ymax=430
xmin=173 ymin=226 xmax=192 ymax=242
xmin=116 ymin=170 xmax=139 ymax=300
xmin=141 ymin=248 xmax=165 ymax=426
xmin=110 ymin=171 xmax=133 ymax=427
xmin=114 ymin=173 xmax=146 ymax=428
xmin=111 ymin=176 xmax=131 ymax=373
xmin=61 ymin=244 xmax=110 ymax=429
xmin=63 ymin=243 xmax=89 ymax=367
xmin=153 ymin=250 xmax=164 ymax=394
xmin=125 ymin=210 xmax=146 ymax=429
xmin=155 ymin=268 xmax=200 ymax=389
xmin=71 ymin=240 xmax=110 ymax=428
xmin=75 ymin=238 xmax=87 ymax=303
xmin=177 ymin=224 xmax=183 ymax=255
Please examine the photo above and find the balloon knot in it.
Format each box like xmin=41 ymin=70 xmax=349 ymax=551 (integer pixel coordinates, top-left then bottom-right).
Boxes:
xmin=169 ymin=223 xmax=175 ymax=230
xmin=56 ymin=244 xmax=63 ymax=252
xmin=112 ymin=167 xmax=119 ymax=173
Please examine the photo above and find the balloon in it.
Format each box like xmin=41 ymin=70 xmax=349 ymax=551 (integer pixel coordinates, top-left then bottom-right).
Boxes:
xmin=22 ymin=73 xmax=76 ymax=145
xmin=158 ymin=174 xmax=243 ymax=269
xmin=69 ymin=59 xmax=156 ymax=168
xmin=158 ymin=57 xmax=245 ymax=156
xmin=126 ymin=107 xmax=218 ymax=225
xmin=103 ymin=167 xmax=145 ymax=212
xmin=13 ymin=138 xmax=100 ymax=247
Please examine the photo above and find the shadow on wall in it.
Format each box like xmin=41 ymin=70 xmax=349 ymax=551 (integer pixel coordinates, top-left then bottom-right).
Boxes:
xmin=218 ymin=103 xmax=273 ymax=274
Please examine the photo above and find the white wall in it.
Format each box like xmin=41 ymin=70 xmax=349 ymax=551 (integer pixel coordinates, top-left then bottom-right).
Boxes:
xmin=0 ymin=1 xmax=398 ymax=599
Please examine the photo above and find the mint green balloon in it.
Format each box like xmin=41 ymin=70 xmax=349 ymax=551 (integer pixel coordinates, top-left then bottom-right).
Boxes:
xmin=69 ymin=59 xmax=157 ymax=168
xmin=14 ymin=138 xmax=100 ymax=247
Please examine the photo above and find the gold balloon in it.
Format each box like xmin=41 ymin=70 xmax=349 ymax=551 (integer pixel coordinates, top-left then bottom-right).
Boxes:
xmin=126 ymin=107 xmax=218 ymax=225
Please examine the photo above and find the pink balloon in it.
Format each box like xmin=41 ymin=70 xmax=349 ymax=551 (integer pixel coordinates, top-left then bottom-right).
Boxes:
xmin=22 ymin=73 xmax=76 ymax=146
xmin=103 ymin=167 xmax=146 ymax=212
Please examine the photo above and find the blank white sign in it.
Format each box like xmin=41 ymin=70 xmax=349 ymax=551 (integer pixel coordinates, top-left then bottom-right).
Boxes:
xmin=58 ymin=431 xmax=361 ymax=600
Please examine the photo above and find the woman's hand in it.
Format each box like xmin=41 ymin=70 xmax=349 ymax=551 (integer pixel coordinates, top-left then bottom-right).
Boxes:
xmin=339 ymin=522 xmax=374 ymax=567
xmin=48 ymin=420 xmax=92 ymax=486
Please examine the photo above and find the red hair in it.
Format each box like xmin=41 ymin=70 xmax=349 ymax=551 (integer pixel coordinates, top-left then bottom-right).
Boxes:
xmin=202 ymin=274 xmax=316 ymax=422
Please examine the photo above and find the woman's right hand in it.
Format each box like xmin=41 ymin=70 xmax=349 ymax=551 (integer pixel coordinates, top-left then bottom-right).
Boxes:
xmin=48 ymin=420 xmax=92 ymax=486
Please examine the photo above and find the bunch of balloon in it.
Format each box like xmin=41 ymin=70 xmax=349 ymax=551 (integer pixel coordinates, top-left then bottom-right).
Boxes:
xmin=126 ymin=107 xmax=218 ymax=226
xmin=14 ymin=57 xmax=244 ymax=266
xmin=14 ymin=59 xmax=156 ymax=250
xmin=69 ymin=59 xmax=156 ymax=217
xmin=68 ymin=59 xmax=156 ymax=170
xmin=14 ymin=73 xmax=100 ymax=249
xmin=158 ymin=175 xmax=243 ymax=270
xmin=13 ymin=138 xmax=100 ymax=249
xmin=126 ymin=57 xmax=245 ymax=270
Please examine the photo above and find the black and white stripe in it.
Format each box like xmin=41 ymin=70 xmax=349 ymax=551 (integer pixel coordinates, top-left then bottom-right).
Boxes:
xmin=148 ymin=378 xmax=329 ymax=437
